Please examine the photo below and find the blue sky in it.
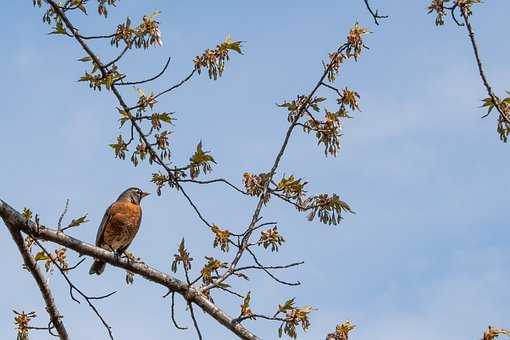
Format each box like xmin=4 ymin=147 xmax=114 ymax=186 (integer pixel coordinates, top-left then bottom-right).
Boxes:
xmin=2 ymin=1 xmax=510 ymax=339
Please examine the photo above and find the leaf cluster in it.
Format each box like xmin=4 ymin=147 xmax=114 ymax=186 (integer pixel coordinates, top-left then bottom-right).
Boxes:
xmin=258 ymin=226 xmax=285 ymax=252
xmin=34 ymin=248 xmax=69 ymax=272
xmin=482 ymin=94 xmax=510 ymax=142
xmin=189 ymin=142 xmax=216 ymax=179
xmin=211 ymin=225 xmax=231 ymax=252
xmin=79 ymin=66 xmax=124 ymax=91
xmin=303 ymin=108 xmax=350 ymax=157
xmin=111 ymin=13 xmax=162 ymax=49
xmin=201 ymin=257 xmax=227 ymax=284
xmin=171 ymin=239 xmax=193 ymax=273
xmin=428 ymin=0 xmax=480 ymax=26
xmin=240 ymin=291 xmax=254 ymax=319
xmin=194 ymin=36 xmax=243 ymax=80
xmin=276 ymin=299 xmax=314 ymax=339
xmin=345 ymin=23 xmax=369 ymax=60
xmin=305 ymin=194 xmax=354 ymax=225
xmin=243 ymin=172 xmax=271 ymax=203
xmin=326 ymin=321 xmax=356 ymax=340
xmin=276 ymin=175 xmax=307 ymax=201
xmin=14 ymin=310 xmax=37 ymax=340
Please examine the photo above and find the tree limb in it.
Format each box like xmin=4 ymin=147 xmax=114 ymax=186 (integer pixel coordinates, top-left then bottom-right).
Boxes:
xmin=0 ymin=198 xmax=260 ymax=340
xmin=4 ymin=214 xmax=69 ymax=340
xmin=460 ymin=7 xmax=510 ymax=126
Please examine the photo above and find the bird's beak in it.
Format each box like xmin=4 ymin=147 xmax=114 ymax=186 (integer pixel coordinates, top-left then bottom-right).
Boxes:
xmin=141 ymin=191 xmax=150 ymax=198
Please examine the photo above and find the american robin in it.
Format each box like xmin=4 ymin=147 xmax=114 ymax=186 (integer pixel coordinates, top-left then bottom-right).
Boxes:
xmin=89 ymin=187 xmax=149 ymax=275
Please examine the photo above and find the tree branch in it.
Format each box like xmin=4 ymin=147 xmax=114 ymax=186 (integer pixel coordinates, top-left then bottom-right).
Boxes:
xmin=179 ymin=178 xmax=248 ymax=195
xmin=116 ymin=57 xmax=172 ymax=86
xmin=44 ymin=0 xmax=214 ymax=229
xmin=34 ymin=239 xmax=115 ymax=340
xmin=4 ymin=217 xmax=69 ymax=340
xmin=188 ymin=301 xmax=203 ymax=340
xmin=459 ymin=7 xmax=510 ymax=127
xmin=362 ymin=0 xmax=388 ymax=25
xmin=204 ymin=43 xmax=351 ymax=291
xmin=170 ymin=292 xmax=188 ymax=330
xmin=0 ymin=198 xmax=260 ymax=340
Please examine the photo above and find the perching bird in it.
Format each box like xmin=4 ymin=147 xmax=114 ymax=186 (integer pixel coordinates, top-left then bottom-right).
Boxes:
xmin=89 ymin=187 xmax=149 ymax=275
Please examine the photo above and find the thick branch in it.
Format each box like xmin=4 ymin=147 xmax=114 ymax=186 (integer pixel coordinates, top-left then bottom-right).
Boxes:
xmin=4 ymin=217 xmax=69 ymax=340
xmin=0 ymin=199 xmax=260 ymax=340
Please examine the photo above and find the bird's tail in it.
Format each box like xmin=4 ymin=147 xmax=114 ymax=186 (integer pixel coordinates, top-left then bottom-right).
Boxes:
xmin=89 ymin=260 xmax=106 ymax=275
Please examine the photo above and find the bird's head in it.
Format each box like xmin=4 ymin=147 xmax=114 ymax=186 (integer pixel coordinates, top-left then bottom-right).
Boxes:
xmin=118 ymin=187 xmax=150 ymax=204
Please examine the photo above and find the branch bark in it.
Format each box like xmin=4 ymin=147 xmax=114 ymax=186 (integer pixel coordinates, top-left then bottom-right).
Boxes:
xmin=460 ymin=8 xmax=510 ymax=126
xmin=362 ymin=0 xmax=388 ymax=25
xmin=0 ymin=198 xmax=259 ymax=340
xmin=4 ymin=213 xmax=69 ymax=340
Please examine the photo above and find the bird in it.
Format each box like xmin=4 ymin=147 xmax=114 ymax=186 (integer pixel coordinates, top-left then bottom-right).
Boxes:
xmin=89 ymin=187 xmax=150 ymax=275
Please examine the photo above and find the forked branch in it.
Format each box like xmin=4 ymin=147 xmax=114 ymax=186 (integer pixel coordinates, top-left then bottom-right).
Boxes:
xmin=0 ymin=198 xmax=259 ymax=340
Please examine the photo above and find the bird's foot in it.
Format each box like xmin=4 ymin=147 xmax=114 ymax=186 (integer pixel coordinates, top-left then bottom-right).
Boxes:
xmin=113 ymin=250 xmax=121 ymax=263
xmin=122 ymin=250 xmax=140 ymax=264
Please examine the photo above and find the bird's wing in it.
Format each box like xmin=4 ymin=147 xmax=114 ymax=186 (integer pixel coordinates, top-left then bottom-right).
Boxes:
xmin=95 ymin=204 xmax=113 ymax=246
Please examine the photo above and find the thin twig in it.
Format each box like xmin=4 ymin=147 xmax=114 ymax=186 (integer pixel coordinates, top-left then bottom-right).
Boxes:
xmin=117 ymin=57 xmax=172 ymax=86
xmin=154 ymin=69 xmax=197 ymax=100
xmin=126 ymin=68 xmax=197 ymax=111
xmin=234 ymin=261 xmax=304 ymax=273
xmin=62 ymin=258 xmax=86 ymax=271
xmin=459 ymin=7 xmax=510 ymax=126
xmin=362 ymin=0 xmax=388 ymax=25
xmin=179 ymin=178 xmax=248 ymax=195
xmin=188 ymin=301 xmax=203 ymax=340
xmin=321 ymin=82 xmax=342 ymax=97
xmin=104 ymin=45 xmax=129 ymax=68
xmin=447 ymin=4 xmax=464 ymax=26
xmin=246 ymin=248 xmax=301 ymax=286
xmin=217 ymin=285 xmax=244 ymax=299
xmin=234 ymin=314 xmax=286 ymax=324
xmin=249 ymin=221 xmax=278 ymax=234
xmin=57 ymin=199 xmax=69 ymax=230
xmin=171 ymin=292 xmax=188 ymax=330
xmin=178 ymin=184 xmax=214 ymax=228
xmin=78 ymin=33 xmax=116 ymax=40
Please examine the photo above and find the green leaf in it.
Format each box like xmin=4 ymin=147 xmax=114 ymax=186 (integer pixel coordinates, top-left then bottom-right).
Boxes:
xmin=67 ymin=214 xmax=89 ymax=229
xmin=34 ymin=251 xmax=50 ymax=261
xmin=215 ymin=282 xmax=231 ymax=289
xmin=278 ymin=298 xmax=295 ymax=313
xmin=190 ymin=141 xmax=216 ymax=165
xmin=50 ymin=20 xmax=67 ymax=35
xmin=78 ymin=56 xmax=92 ymax=62
xmin=158 ymin=112 xmax=174 ymax=123
xmin=224 ymin=35 xmax=244 ymax=54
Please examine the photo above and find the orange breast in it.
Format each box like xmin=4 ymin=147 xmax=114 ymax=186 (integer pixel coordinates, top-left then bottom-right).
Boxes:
xmin=102 ymin=201 xmax=141 ymax=251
